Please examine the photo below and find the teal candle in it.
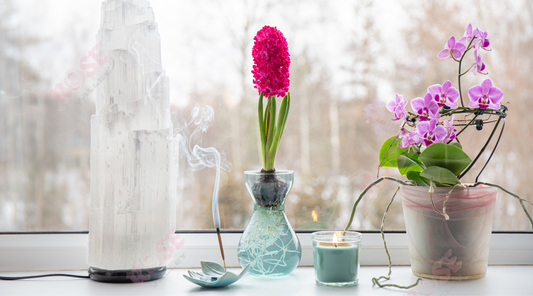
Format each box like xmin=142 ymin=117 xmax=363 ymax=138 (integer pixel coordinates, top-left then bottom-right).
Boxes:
xmin=312 ymin=231 xmax=362 ymax=286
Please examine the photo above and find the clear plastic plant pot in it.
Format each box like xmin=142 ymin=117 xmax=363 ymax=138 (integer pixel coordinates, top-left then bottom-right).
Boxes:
xmin=401 ymin=184 xmax=497 ymax=280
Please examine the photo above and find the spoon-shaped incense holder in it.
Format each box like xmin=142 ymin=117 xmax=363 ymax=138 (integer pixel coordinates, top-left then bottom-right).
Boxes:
xmin=183 ymin=261 xmax=250 ymax=288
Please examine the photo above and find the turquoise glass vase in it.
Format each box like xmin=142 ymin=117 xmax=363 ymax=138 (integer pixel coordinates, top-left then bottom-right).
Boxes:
xmin=237 ymin=170 xmax=302 ymax=277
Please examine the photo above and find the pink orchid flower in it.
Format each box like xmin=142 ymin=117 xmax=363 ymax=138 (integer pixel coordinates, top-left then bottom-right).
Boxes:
xmin=386 ymin=94 xmax=408 ymax=121
xmin=459 ymin=23 xmax=475 ymax=45
xmin=471 ymin=49 xmax=488 ymax=76
xmin=427 ymin=80 xmax=459 ymax=108
xmin=399 ymin=132 xmax=422 ymax=150
xmin=416 ymin=118 xmax=447 ymax=147
xmin=443 ymin=115 xmax=457 ymax=142
xmin=473 ymin=28 xmax=491 ymax=51
xmin=411 ymin=93 xmax=440 ymax=121
xmin=468 ymin=79 xmax=503 ymax=109
xmin=438 ymin=36 xmax=466 ymax=60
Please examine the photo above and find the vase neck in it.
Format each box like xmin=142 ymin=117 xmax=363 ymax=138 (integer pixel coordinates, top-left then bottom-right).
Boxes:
xmin=254 ymin=203 xmax=285 ymax=211
xmin=245 ymin=170 xmax=293 ymax=208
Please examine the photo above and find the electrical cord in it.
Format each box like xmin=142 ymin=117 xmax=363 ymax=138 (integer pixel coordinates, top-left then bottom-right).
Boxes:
xmin=0 ymin=274 xmax=90 ymax=280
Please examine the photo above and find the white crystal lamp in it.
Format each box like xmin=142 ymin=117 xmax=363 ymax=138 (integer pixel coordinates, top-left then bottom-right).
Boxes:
xmin=88 ymin=0 xmax=178 ymax=283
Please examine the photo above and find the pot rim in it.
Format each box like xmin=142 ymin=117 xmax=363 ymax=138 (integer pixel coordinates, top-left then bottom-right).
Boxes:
xmin=400 ymin=183 xmax=498 ymax=192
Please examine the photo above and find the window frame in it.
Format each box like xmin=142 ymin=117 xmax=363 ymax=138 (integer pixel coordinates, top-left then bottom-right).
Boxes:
xmin=0 ymin=231 xmax=531 ymax=272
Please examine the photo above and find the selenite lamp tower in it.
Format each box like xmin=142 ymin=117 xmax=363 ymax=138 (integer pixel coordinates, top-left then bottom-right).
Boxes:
xmin=88 ymin=0 xmax=178 ymax=282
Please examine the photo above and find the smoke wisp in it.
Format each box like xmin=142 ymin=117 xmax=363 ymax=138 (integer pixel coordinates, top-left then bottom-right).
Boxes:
xmin=174 ymin=103 xmax=231 ymax=229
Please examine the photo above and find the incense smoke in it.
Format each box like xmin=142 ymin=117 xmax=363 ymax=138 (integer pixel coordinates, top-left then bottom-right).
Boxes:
xmin=174 ymin=103 xmax=231 ymax=229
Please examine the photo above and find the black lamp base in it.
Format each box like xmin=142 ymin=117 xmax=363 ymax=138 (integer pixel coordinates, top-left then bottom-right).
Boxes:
xmin=88 ymin=266 xmax=167 ymax=283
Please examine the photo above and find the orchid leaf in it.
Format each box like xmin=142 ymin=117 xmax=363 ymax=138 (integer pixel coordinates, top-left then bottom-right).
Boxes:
xmin=406 ymin=171 xmax=431 ymax=186
xmin=450 ymin=142 xmax=463 ymax=150
xmin=419 ymin=143 xmax=471 ymax=176
xmin=379 ymin=136 xmax=418 ymax=168
xmin=398 ymin=154 xmax=424 ymax=175
xmin=420 ymin=166 xmax=460 ymax=186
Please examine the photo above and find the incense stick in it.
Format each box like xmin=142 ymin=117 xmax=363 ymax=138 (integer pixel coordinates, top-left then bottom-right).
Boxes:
xmin=216 ymin=228 xmax=226 ymax=271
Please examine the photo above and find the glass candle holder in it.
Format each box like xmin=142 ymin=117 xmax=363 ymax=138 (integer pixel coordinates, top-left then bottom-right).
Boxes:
xmin=311 ymin=231 xmax=362 ymax=287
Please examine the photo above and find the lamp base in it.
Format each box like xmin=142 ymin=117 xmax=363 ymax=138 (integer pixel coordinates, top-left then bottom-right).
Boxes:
xmin=88 ymin=266 xmax=167 ymax=283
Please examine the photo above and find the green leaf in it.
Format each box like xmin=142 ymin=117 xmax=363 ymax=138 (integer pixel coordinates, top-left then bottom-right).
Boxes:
xmin=264 ymin=97 xmax=277 ymax=170
xmin=378 ymin=136 xmax=418 ymax=168
xmin=419 ymin=143 xmax=471 ymax=176
xmin=268 ymin=94 xmax=290 ymax=164
xmin=271 ymin=94 xmax=289 ymax=152
xmin=279 ymin=93 xmax=290 ymax=141
xmin=450 ymin=142 xmax=463 ymax=150
xmin=398 ymin=154 xmax=424 ymax=175
xmin=406 ymin=171 xmax=431 ymax=186
xmin=258 ymin=93 xmax=266 ymax=168
xmin=420 ymin=166 xmax=460 ymax=186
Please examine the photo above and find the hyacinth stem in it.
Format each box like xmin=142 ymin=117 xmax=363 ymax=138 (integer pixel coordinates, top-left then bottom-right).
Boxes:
xmin=264 ymin=97 xmax=276 ymax=171
xmin=258 ymin=93 xmax=266 ymax=168
xmin=260 ymin=93 xmax=291 ymax=172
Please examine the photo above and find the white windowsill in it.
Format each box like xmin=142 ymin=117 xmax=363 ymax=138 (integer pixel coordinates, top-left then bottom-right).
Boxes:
xmin=0 ymin=232 xmax=531 ymax=272
xmin=1 ymin=266 xmax=533 ymax=296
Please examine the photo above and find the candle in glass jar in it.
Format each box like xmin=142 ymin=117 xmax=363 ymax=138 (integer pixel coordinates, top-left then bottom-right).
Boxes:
xmin=312 ymin=231 xmax=361 ymax=286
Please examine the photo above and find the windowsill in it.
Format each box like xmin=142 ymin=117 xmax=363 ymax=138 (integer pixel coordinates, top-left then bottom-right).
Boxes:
xmin=1 ymin=232 xmax=532 ymax=272
xmin=2 ymin=266 xmax=533 ymax=296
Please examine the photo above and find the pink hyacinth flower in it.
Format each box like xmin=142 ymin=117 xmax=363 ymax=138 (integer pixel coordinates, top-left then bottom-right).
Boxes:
xmin=386 ymin=94 xmax=408 ymax=121
xmin=416 ymin=118 xmax=447 ymax=147
xmin=411 ymin=93 xmax=440 ymax=121
xmin=438 ymin=36 xmax=466 ymax=60
xmin=251 ymin=26 xmax=291 ymax=97
xmin=471 ymin=50 xmax=488 ymax=76
xmin=443 ymin=115 xmax=457 ymax=142
xmin=427 ymin=80 xmax=459 ymax=108
xmin=468 ymin=79 xmax=503 ymax=109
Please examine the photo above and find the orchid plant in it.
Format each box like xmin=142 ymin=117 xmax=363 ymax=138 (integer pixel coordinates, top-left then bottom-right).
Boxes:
xmin=252 ymin=26 xmax=291 ymax=172
xmin=343 ymin=23 xmax=533 ymax=290
xmin=380 ymin=23 xmax=506 ymax=187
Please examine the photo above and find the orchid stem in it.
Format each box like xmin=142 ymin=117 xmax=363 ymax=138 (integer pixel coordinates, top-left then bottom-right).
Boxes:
xmin=371 ymin=186 xmax=421 ymax=289
xmin=459 ymin=116 xmax=501 ymax=179
xmin=471 ymin=182 xmax=533 ymax=229
xmin=457 ymin=37 xmax=476 ymax=107
xmin=344 ymin=177 xmax=412 ymax=231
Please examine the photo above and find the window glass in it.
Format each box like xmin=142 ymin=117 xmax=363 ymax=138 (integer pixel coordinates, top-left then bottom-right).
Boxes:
xmin=0 ymin=0 xmax=531 ymax=231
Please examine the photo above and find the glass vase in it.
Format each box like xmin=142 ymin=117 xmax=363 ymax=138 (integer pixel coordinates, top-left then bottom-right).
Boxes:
xmin=237 ymin=170 xmax=302 ymax=277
